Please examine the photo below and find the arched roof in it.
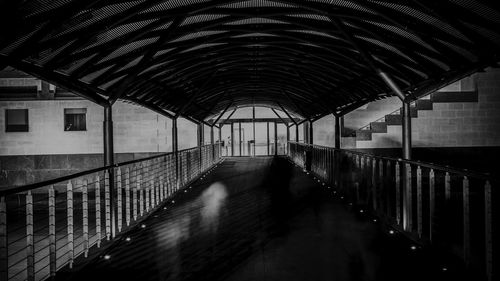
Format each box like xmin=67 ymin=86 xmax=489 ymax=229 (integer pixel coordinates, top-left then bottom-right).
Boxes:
xmin=1 ymin=0 xmax=499 ymax=122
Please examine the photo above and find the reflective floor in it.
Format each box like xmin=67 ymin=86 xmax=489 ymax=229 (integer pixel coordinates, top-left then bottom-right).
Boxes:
xmin=58 ymin=157 xmax=468 ymax=281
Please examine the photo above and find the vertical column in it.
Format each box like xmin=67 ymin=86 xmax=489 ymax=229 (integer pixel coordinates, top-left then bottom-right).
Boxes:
xmin=239 ymin=122 xmax=242 ymax=156
xmin=484 ymin=181 xmax=492 ymax=281
xmin=309 ymin=120 xmax=314 ymax=145
xmin=95 ymin=176 xmax=102 ymax=247
xmin=67 ymin=181 xmax=74 ymax=268
xmin=274 ymin=122 xmax=278 ymax=156
xmin=463 ymin=176 xmax=470 ymax=266
xmin=116 ymin=168 xmax=122 ymax=233
xmin=198 ymin=123 xmax=203 ymax=172
xmin=230 ymin=122 xmax=234 ymax=156
xmin=48 ymin=186 xmax=56 ymax=277
xmin=267 ymin=122 xmax=270 ymax=155
xmin=125 ymin=168 xmax=131 ymax=226
xmin=103 ymin=105 xmax=116 ymax=238
xmin=211 ymin=126 xmax=215 ymax=160
xmin=334 ymin=115 xmax=341 ymax=188
xmin=26 ymin=190 xmax=34 ymax=281
xmin=0 ymin=196 xmax=6 ymax=281
xmin=82 ymin=179 xmax=89 ymax=257
xmin=402 ymin=101 xmax=412 ymax=160
xmin=104 ymin=171 xmax=111 ymax=239
xmin=218 ymin=125 xmax=222 ymax=156
xmin=295 ymin=124 xmax=299 ymax=142
xmin=429 ymin=169 xmax=435 ymax=241
xmin=395 ymin=162 xmax=401 ymax=225
xmin=252 ymin=106 xmax=256 ymax=156
xmin=416 ymin=166 xmax=422 ymax=238
xmin=172 ymin=118 xmax=179 ymax=188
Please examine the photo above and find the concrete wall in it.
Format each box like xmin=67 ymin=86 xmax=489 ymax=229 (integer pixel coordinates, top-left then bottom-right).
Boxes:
xmin=0 ymin=99 xmax=200 ymax=188
xmin=342 ymin=96 xmax=402 ymax=135
xmin=0 ymin=100 xmax=178 ymax=155
xmin=356 ymin=69 xmax=500 ymax=148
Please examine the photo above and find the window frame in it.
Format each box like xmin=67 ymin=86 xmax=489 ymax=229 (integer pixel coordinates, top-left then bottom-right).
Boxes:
xmin=5 ymin=109 xmax=29 ymax=132
xmin=64 ymin=108 xmax=87 ymax=131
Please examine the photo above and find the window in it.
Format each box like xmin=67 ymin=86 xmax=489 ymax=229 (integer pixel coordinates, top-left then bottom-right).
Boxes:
xmin=64 ymin=108 xmax=86 ymax=131
xmin=5 ymin=109 xmax=29 ymax=132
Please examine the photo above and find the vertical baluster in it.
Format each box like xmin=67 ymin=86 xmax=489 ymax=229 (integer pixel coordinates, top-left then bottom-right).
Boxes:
xmin=463 ymin=176 xmax=470 ymax=266
xmin=104 ymin=171 xmax=111 ymax=240
xmin=372 ymin=158 xmax=377 ymax=210
xmin=416 ymin=166 xmax=422 ymax=238
xmin=151 ymin=179 xmax=155 ymax=208
xmin=26 ymin=190 xmax=34 ymax=280
xmin=95 ymin=176 xmax=101 ymax=247
xmin=125 ymin=168 xmax=131 ymax=226
xmin=484 ymin=181 xmax=492 ymax=281
xmin=445 ymin=172 xmax=451 ymax=203
xmin=48 ymin=186 xmax=56 ymax=277
xmin=378 ymin=159 xmax=383 ymax=215
xmin=405 ymin=163 xmax=412 ymax=232
xmin=117 ymin=168 xmax=122 ymax=233
xmin=395 ymin=162 xmax=401 ymax=225
xmin=139 ymin=173 xmax=144 ymax=216
xmin=385 ymin=160 xmax=391 ymax=217
xmin=133 ymin=172 xmax=138 ymax=222
xmin=146 ymin=184 xmax=151 ymax=212
xmin=0 ymin=196 xmax=7 ymax=281
xmin=429 ymin=169 xmax=435 ymax=241
xmin=360 ymin=156 xmax=365 ymax=203
xmin=82 ymin=179 xmax=89 ymax=257
xmin=67 ymin=181 xmax=74 ymax=268
xmin=160 ymin=175 xmax=164 ymax=202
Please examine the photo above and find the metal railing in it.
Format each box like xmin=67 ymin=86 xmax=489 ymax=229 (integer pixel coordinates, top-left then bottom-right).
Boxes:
xmin=288 ymin=141 xmax=497 ymax=281
xmin=0 ymin=143 xmax=221 ymax=281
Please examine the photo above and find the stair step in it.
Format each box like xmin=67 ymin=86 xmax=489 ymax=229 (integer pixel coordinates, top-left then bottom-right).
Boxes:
xmin=399 ymin=107 xmax=418 ymax=117
xmin=431 ymin=91 xmax=478 ymax=103
xmin=385 ymin=114 xmax=402 ymax=125
xmin=355 ymin=130 xmax=372 ymax=141
xmin=416 ymin=100 xmax=433 ymax=110
xmin=341 ymin=137 xmax=356 ymax=148
xmin=370 ymin=122 xmax=387 ymax=133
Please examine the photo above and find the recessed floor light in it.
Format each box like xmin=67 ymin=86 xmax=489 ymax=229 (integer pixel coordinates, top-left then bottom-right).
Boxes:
xmin=125 ymin=237 xmax=131 ymax=242
xmin=104 ymin=255 xmax=111 ymax=260
xmin=410 ymin=245 xmax=417 ymax=250
xmin=389 ymin=230 xmax=395 ymax=235
xmin=141 ymin=224 xmax=146 ymax=228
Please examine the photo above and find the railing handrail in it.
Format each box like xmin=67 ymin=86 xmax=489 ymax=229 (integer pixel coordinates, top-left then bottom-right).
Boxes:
xmin=0 ymin=149 xmax=182 ymax=196
xmin=288 ymin=141 xmax=497 ymax=182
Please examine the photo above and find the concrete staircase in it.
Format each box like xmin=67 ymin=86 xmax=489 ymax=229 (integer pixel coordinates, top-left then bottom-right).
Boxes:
xmin=342 ymin=90 xmax=479 ymax=148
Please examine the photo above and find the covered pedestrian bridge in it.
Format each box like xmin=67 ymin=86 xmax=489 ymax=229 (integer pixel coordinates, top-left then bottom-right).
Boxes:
xmin=0 ymin=1 xmax=499 ymax=281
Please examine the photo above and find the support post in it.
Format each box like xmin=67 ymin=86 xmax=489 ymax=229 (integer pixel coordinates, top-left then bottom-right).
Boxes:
xmin=402 ymin=100 xmax=412 ymax=160
xmin=334 ymin=115 xmax=341 ymax=187
xmin=103 ymin=105 xmax=116 ymax=238
xmin=218 ymin=125 xmax=222 ymax=156
xmin=0 ymin=196 xmax=6 ymax=281
xmin=309 ymin=120 xmax=314 ymax=144
xmin=198 ymin=123 xmax=203 ymax=172
xmin=334 ymin=115 xmax=341 ymax=149
xmin=295 ymin=124 xmax=299 ymax=142
xmin=172 ymin=118 xmax=179 ymax=188
xmin=230 ymin=122 xmax=234 ymax=156
xmin=274 ymin=122 xmax=278 ymax=155
xmin=267 ymin=122 xmax=270 ymax=155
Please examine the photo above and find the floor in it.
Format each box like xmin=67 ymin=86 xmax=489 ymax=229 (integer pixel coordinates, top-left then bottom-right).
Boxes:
xmin=58 ymin=157 xmax=468 ymax=281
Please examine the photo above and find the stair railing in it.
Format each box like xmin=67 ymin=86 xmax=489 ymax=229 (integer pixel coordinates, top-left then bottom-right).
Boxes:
xmin=0 ymin=143 xmax=222 ymax=281
xmin=287 ymin=141 xmax=497 ymax=281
